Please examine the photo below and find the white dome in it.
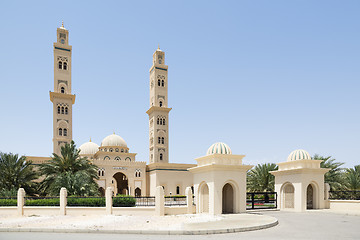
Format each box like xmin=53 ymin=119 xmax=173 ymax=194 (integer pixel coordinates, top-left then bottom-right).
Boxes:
xmin=101 ymin=133 xmax=127 ymax=148
xmin=79 ymin=141 xmax=99 ymax=155
xmin=287 ymin=149 xmax=311 ymax=161
xmin=206 ymin=142 xmax=232 ymax=155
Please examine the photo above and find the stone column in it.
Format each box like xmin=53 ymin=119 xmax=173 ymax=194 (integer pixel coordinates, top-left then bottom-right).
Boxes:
xmin=60 ymin=187 xmax=67 ymax=216
xmin=155 ymin=186 xmax=165 ymax=216
xmin=17 ymin=188 xmax=25 ymax=216
xmin=106 ymin=187 xmax=113 ymax=215
xmin=185 ymin=187 xmax=193 ymax=214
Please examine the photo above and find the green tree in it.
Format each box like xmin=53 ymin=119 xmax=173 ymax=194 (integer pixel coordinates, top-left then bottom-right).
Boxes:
xmin=247 ymin=163 xmax=278 ymax=192
xmin=344 ymin=165 xmax=360 ymax=191
xmin=39 ymin=141 xmax=99 ymax=196
xmin=313 ymin=154 xmax=345 ymax=191
xmin=0 ymin=152 xmax=38 ymax=195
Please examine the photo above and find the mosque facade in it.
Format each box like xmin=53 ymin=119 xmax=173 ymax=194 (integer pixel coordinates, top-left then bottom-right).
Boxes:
xmin=28 ymin=24 xmax=329 ymax=213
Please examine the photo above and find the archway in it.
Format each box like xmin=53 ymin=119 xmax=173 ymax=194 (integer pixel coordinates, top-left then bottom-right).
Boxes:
xmin=199 ymin=183 xmax=209 ymax=213
xmin=222 ymin=183 xmax=234 ymax=213
xmin=113 ymin=172 xmax=128 ymax=195
xmin=98 ymin=187 xmax=105 ymax=197
xmin=307 ymin=184 xmax=314 ymax=209
xmin=135 ymin=187 xmax=141 ymax=197
xmin=283 ymin=183 xmax=294 ymax=209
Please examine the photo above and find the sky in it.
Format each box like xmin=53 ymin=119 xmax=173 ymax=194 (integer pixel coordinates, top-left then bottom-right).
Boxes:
xmin=0 ymin=1 xmax=359 ymax=168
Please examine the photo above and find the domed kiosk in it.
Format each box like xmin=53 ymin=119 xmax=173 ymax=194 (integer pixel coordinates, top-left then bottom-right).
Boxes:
xmin=189 ymin=142 xmax=253 ymax=215
xmin=270 ymin=149 xmax=329 ymax=212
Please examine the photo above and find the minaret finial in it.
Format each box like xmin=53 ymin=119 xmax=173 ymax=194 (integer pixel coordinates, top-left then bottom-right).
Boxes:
xmin=158 ymin=44 xmax=160 ymax=50
xmin=61 ymin=21 xmax=64 ymax=28
xmin=113 ymin=130 xmax=115 ymax=134
xmin=89 ymin=137 xmax=92 ymax=142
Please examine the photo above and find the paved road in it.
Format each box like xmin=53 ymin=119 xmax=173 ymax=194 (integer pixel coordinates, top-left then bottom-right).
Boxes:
xmin=1 ymin=210 xmax=359 ymax=240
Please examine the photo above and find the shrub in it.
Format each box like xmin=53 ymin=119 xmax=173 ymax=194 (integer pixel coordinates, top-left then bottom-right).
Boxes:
xmin=113 ymin=196 xmax=136 ymax=207
xmin=67 ymin=197 xmax=105 ymax=207
xmin=25 ymin=198 xmax=60 ymax=206
xmin=0 ymin=198 xmax=17 ymax=206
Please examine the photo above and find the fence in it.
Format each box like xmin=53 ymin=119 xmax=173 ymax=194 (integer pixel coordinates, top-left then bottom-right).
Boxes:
xmin=246 ymin=192 xmax=277 ymax=210
xmin=164 ymin=196 xmax=187 ymax=206
xmin=134 ymin=196 xmax=155 ymax=207
xmin=329 ymin=191 xmax=360 ymax=200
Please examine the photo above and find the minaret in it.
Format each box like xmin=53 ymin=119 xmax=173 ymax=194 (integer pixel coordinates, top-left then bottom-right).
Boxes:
xmin=146 ymin=47 xmax=171 ymax=163
xmin=50 ymin=22 xmax=75 ymax=155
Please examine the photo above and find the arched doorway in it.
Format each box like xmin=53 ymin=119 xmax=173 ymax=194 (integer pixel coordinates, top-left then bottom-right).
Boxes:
xmin=113 ymin=172 xmax=128 ymax=195
xmin=222 ymin=183 xmax=234 ymax=213
xmin=98 ymin=187 xmax=105 ymax=197
xmin=135 ymin=187 xmax=141 ymax=197
xmin=200 ymin=183 xmax=209 ymax=213
xmin=307 ymin=184 xmax=314 ymax=209
xmin=283 ymin=183 xmax=294 ymax=209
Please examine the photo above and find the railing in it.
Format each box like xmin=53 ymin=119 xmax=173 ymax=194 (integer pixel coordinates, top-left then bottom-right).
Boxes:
xmin=134 ymin=196 xmax=155 ymax=207
xmin=246 ymin=192 xmax=277 ymax=210
xmin=329 ymin=191 xmax=360 ymax=200
xmin=165 ymin=196 xmax=187 ymax=206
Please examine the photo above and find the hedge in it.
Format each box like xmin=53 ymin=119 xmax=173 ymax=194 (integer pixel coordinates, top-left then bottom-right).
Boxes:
xmin=113 ymin=196 xmax=136 ymax=207
xmin=0 ymin=199 xmax=17 ymax=206
xmin=0 ymin=196 xmax=136 ymax=207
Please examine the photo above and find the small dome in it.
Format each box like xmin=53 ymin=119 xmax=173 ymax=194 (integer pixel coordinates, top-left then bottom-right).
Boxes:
xmin=101 ymin=133 xmax=127 ymax=148
xmin=287 ymin=149 xmax=311 ymax=161
xmin=206 ymin=142 xmax=232 ymax=155
xmin=79 ymin=141 xmax=99 ymax=155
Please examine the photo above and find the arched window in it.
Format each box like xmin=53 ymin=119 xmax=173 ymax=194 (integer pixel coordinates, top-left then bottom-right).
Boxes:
xmin=161 ymin=80 xmax=164 ymax=87
xmin=138 ymin=172 xmax=141 ymax=177
xmin=102 ymin=170 xmax=104 ymax=176
xmin=110 ymin=148 xmax=113 ymax=152
xmin=161 ymin=137 xmax=164 ymax=144
xmin=115 ymin=156 xmax=120 ymax=161
xmin=160 ymin=153 xmax=163 ymax=161
xmin=163 ymin=118 xmax=166 ymax=125
xmin=160 ymin=118 xmax=163 ymax=125
xmin=121 ymin=149 xmax=124 ymax=153
xmin=57 ymin=106 xmax=60 ymax=114
xmin=158 ymin=137 xmax=161 ymax=144
xmin=59 ymin=128 xmax=62 ymax=136
xmin=63 ymin=62 xmax=67 ymax=70
xmin=60 ymin=87 xmax=65 ymax=93
xmin=61 ymin=107 xmax=64 ymax=114
xmin=115 ymin=148 xmax=119 ymax=152
xmin=58 ymin=61 xmax=62 ymax=69
xmin=176 ymin=186 xmax=180 ymax=195
xmin=159 ymin=101 xmax=163 ymax=107
xmin=65 ymin=107 xmax=68 ymax=115
xmin=63 ymin=128 xmax=67 ymax=136
xmin=159 ymin=60 xmax=162 ymax=64
xmin=157 ymin=118 xmax=160 ymax=125
xmin=158 ymin=79 xmax=161 ymax=86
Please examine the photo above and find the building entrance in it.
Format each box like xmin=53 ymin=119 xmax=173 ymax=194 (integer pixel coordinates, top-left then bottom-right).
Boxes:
xmin=113 ymin=172 xmax=128 ymax=195
xmin=222 ymin=183 xmax=234 ymax=213
xmin=307 ymin=184 xmax=314 ymax=209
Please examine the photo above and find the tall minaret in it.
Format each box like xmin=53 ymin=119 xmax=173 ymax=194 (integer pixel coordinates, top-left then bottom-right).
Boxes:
xmin=50 ymin=22 xmax=75 ymax=155
xmin=146 ymin=47 xmax=171 ymax=163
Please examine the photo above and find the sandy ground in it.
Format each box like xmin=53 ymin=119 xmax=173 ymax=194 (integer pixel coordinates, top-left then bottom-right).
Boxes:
xmin=0 ymin=214 xmax=225 ymax=231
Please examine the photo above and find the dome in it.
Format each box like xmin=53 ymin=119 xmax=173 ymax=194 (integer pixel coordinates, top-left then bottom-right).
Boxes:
xmin=206 ymin=142 xmax=232 ymax=155
xmin=287 ymin=149 xmax=311 ymax=161
xmin=79 ymin=141 xmax=99 ymax=155
xmin=101 ymin=133 xmax=127 ymax=148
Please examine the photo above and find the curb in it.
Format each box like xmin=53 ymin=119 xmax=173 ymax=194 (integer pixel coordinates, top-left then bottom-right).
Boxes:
xmin=0 ymin=219 xmax=278 ymax=235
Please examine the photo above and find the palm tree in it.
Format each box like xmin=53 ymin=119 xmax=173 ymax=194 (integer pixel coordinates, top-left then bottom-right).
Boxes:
xmin=313 ymin=154 xmax=345 ymax=191
xmin=247 ymin=163 xmax=278 ymax=192
xmin=0 ymin=152 xmax=38 ymax=195
xmin=345 ymin=165 xmax=360 ymax=191
xmin=39 ymin=141 xmax=99 ymax=196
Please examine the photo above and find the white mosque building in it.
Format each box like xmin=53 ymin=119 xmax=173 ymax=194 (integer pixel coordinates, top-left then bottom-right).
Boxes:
xmin=28 ymin=23 xmax=329 ymax=214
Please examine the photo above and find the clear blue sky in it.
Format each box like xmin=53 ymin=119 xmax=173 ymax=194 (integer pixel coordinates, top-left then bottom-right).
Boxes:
xmin=0 ymin=1 xmax=359 ymax=168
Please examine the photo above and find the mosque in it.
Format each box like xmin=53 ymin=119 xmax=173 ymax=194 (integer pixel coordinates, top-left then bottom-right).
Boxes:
xmin=28 ymin=23 xmax=329 ymax=214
